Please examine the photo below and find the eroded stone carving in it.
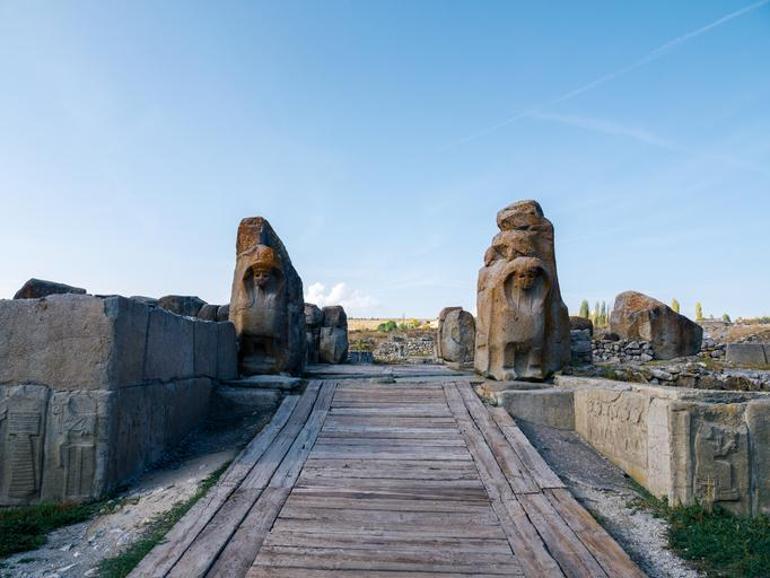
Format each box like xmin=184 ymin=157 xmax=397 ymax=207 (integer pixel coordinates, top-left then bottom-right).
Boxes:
xmin=0 ymin=385 xmax=49 ymax=504
xmin=229 ymin=217 xmax=305 ymax=376
xmin=475 ymin=201 xmax=570 ymax=380
xmin=305 ymin=303 xmax=323 ymax=364
xmin=437 ymin=307 xmax=475 ymax=365
xmin=319 ymin=306 xmax=348 ymax=364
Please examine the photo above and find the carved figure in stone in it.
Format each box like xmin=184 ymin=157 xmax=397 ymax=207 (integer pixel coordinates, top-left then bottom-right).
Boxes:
xmin=475 ymin=201 xmax=570 ymax=380
xmin=231 ymin=245 xmax=286 ymax=374
xmin=695 ymin=422 xmax=745 ymax=504
xmin=0 ymin=386 xmax=48 ymax=504
xmin=229 ymin=217 xmax=305 ymax=376
xmin=51 ymin=394 xmax=98 ymax=500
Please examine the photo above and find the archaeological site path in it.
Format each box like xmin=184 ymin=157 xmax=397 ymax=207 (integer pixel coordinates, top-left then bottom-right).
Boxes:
xmin=129 ymin=365 xmax=645 ymax=578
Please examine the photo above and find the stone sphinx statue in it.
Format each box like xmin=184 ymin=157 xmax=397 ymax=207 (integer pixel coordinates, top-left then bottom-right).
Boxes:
xmin=229 ymin=217 xmax=305 ymax=376
xmin=475 ymin=200 xmax=570 ymax=381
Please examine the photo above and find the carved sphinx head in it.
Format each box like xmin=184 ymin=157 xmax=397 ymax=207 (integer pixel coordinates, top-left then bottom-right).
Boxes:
xmin=245 ymin=245 xmax=281 ymax=289
xmin=511 ymin=256 xmax=546 ymax=291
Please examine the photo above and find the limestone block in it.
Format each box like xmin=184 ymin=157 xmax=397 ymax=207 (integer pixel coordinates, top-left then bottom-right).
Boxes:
xmin=746 ymin=400 xmax=770 ymax=516
xmin=437 ymin=307 xmax=475 ymax=364
xmin=497 ymin=388 xmax=575 ymax=430
xmin=726 ymin=343 xmax=767 ymax=367
xmin=193 ymin=321 xmax=219 ymax=378
xmin=319 ymin=306 xmax=348 ymax=364
xmin=210 ymin=386 xmax=280 ymax=423
xmin=217 ymin=322 xmax=238 ymax=380
xmin=163 ymin=378 xmax=212 ymax=448
xmin=0 ymin=295 xmax=114 ymax=390
xmin=104 ymin=296 xmax=149 ymax=388
xmin=216 ymin=304 xmax=230 ymax=322
xmin=0 ymin=385 xmax=50 ymax=505
xmin=143 ymin=308 xmax=194 ymax=382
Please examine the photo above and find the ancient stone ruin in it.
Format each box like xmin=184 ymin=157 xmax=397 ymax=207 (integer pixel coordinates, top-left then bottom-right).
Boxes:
xmin=304 ymin=303 xmax=323 ymax=363
xmin=475 ymin=200 xmax=570 ymax=380
xmin=610 ymin=290 xmax=703 ymax=360
xmin=319 ymin=305 xmax=349 ymax=364
xmin=0 ymin=294 xmax=237 ymax=505
xmin=437 ymin=306 xmax=475 ymax=366
xmin=229 ymin=217 xmax=306 ymax=376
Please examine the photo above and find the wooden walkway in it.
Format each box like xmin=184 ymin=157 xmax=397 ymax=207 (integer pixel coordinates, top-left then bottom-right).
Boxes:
xmin=130 ymin=367 xmax=645 ymax=578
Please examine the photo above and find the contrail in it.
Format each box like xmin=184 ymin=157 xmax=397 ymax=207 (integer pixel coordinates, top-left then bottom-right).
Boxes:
xmin=445 ymin=0 xmax=770 ymax=149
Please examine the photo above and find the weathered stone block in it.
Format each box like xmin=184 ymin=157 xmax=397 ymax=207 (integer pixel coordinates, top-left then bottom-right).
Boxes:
xmin=104 ymin=296 xmax=149 ymax=387
xmin=497 ymin=388 xmax=575 ymax=430
xmin=0 ymin=295 xmax=114 ymax=390
xmin=217 ymin=322 xmax=238 ymax=380
xmin=158 ymin=295 xmax=206 ymax=317
xmin=194 ymin=321 xmax=219 ymax=378
xmin=561 ymin=377 xmax=770 ymax=516
xmin=143 ymin=308 xmax=194 ymax=382
xmin=14 ymin=278 xmax=86 ymax=300
xmin=726 ymin=343 xmax=768 ymax=367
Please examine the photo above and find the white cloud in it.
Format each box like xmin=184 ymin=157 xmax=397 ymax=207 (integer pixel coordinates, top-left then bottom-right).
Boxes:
xmin=305 ymin=282 xmax=379 ymax=314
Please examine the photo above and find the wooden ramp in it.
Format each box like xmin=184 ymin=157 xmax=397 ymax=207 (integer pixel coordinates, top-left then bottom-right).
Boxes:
xmin=130 ymin=369 xmax=645 ymax=578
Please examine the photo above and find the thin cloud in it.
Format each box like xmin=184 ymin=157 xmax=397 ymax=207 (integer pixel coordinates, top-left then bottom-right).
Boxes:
xmin=445 ymin=0 xmax=770 ymax=149
xmin=529 ymin=111 xmax=677 ymax=149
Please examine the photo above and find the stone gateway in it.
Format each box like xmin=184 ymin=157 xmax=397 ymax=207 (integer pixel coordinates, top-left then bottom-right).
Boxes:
xmin=229 ymin=217 xmax=305 ymax=376
xmin=475 ymin=200 xmax=570 ymax=381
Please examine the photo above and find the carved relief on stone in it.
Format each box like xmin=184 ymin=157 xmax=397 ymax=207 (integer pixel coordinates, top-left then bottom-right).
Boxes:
xmin=475 ymin=201 xmax=570 ymax=380
xmin=693 ymin=420 xmax=749 ymax=508
xmin=0 ymin=385 xmax=49 ymax=504
xmin=50 ymin=393 xmax=99 ymax=500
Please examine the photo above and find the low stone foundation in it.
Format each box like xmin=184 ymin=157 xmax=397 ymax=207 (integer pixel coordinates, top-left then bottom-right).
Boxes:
xmin=373 ymin=336 xmax=436 ymax=364
xmin=0 ymin=294 xmax=238 ymax=505
xmin=497 ymin=375 xmax=770 ymax=516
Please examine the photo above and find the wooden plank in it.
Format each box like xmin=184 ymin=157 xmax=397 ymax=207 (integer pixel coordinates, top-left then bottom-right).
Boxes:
xmin=300 ymin=463 xmax=479 ymax=481
xmin=290 ymin=487 xmax=490 ymax=502
xmin=320 ymin=426 xmax=463 ymax=439
xmin=326 ymin=416 xmax=457 ymax=428
xmin=314 ymin=437 xmax=466 ymax=447
xmin=518 ymin=492 xmax=608 ymax=578
xmin=263 ymin=530 xmax=512 ymax=553
xmin=248 ymin=568 xmax=512 ymax=578
xmin=295 ymin=478 xmax=488 ymax=501
xmin=443 ymin=383 xmax=564 ymax=578
xmin=270 ymin=518 xmax=510 ymax=540
xmin=208 ymin=382 xmax=337 ymax=578
xmin=330 ymin=405 xmax=451 ymax=417
xmin=545 ymin=489 xmax=645 ymax=578
xmin=455 ymin=382 xmax=538 ymax=494
xmin=126 ymin=394 xmax=301 ymax=578
xmin=251 ymin=545 xmax=522 ymax=575
xmin=309 ymin=445 xmax=471 ymax=461
xmin=281 ymin=495 xmax=495 ymax=513
xmin=277 ymin=505 xmax=501 ymax=527
xmin=164 ymin=382 xmax=323 ymax=578
xmin=489 ymin=407 xmax=565 ymax=490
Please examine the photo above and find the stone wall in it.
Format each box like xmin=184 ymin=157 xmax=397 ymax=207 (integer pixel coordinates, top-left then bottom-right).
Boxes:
xmin=0 ymin=294 xmax=237 ymax=505
xmin=373 ymin=336 xmax=436 ymax=364
xmin=549 ymin=377 xmax=770 ymax=516
xmin=592 ymin=338 xmax=655 ymax=363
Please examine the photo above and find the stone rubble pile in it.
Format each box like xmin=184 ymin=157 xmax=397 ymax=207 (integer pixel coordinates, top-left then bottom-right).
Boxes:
xmin=374 ymin=336 xmax=436 ymax=364
xmin=698 ymin=336 xmax=727 ymax=359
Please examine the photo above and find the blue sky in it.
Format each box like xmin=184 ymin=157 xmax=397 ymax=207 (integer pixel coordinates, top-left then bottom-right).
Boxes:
xmin=1 ymin=1 xmax=768 ymax=319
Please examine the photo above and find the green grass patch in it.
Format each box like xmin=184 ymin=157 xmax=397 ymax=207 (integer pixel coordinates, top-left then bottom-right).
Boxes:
xmin=0 ymin=501 xmax=101 ymax=558
xmin=98 ymin=462 xmax=229 ymax=578
xmin=631 ymin=482 xmax=770 ymax=577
